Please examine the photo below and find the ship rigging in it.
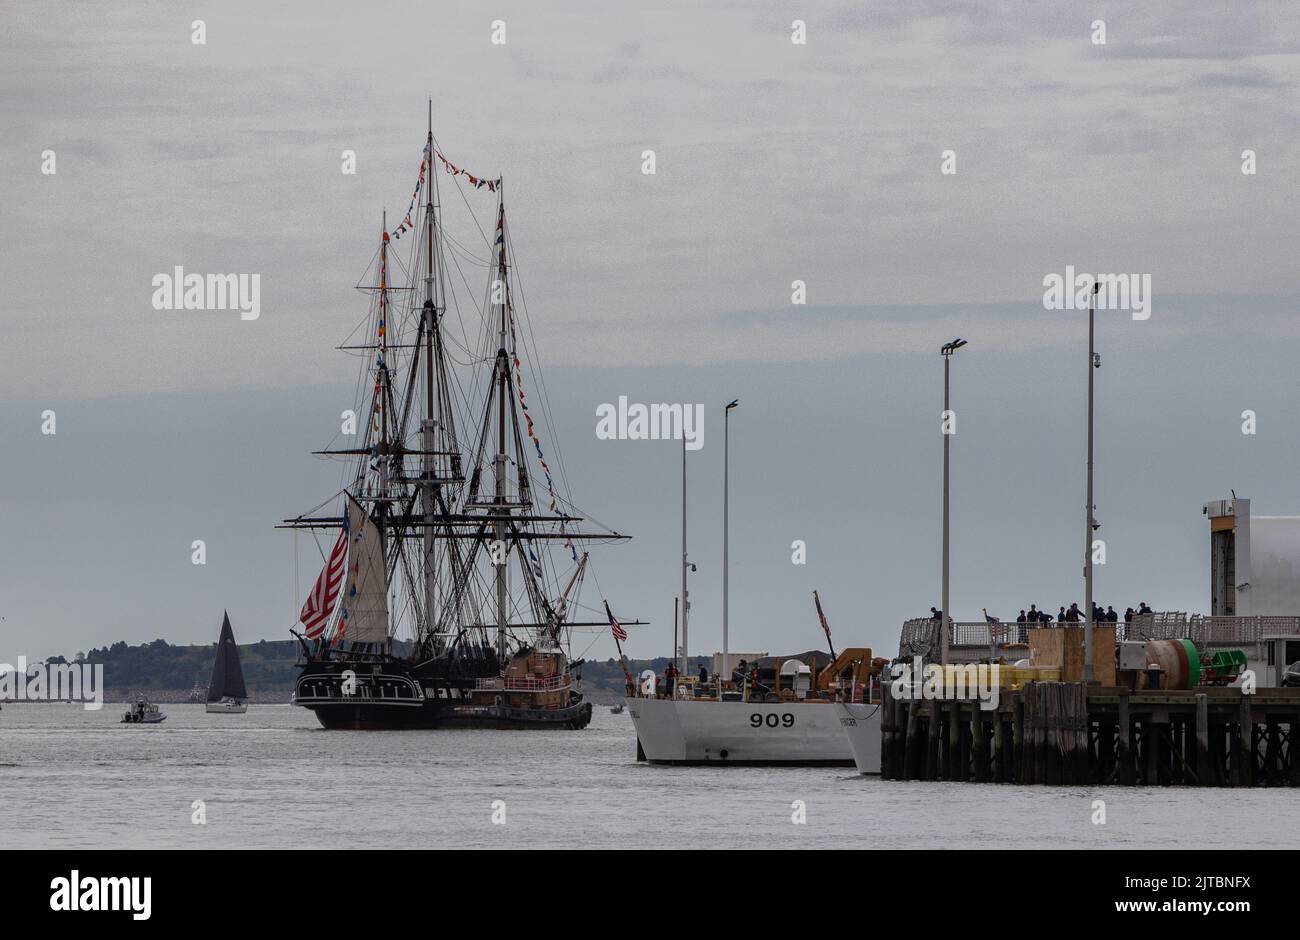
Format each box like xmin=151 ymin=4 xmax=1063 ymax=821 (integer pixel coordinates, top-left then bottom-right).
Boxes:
xmin=280 ymin=110 xmax=636 ymax=729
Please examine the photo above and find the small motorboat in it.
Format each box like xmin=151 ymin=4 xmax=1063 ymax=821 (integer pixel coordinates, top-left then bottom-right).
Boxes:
xmin=121 ymin=699 xmax=166 ymax=724
xmin=609 ymin=703 xmax=625 ymax=714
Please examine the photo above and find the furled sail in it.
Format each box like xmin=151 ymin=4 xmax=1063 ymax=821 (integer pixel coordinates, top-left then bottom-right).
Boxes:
xmin=335 ymin=494 xmax=389 ymax=645
xmin=207 ymin=611 xmax=248 ymax=702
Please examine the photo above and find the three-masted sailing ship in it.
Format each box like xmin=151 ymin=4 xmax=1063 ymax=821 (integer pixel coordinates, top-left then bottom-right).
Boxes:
xmin=282 ymin=113 xmax=631 ymax=730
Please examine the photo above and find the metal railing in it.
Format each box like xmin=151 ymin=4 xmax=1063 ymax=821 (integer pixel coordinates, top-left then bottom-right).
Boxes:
xmin=475 ymin=674 xmax=572 ymax=692
xmin=899 ymin=613 xmax=1300 ymax=660
xmin=627 ymin=675 xmax=878 ymax=704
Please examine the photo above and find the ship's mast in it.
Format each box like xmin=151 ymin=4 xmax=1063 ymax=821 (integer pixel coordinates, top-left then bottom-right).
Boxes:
xmin=378 ymin=210 xmax=389 ymax=490
xmin=375 ymin=212 xmax=392 ymax=649
xmin=422 ymin=102 xmax=438 ymax=643
xmin=281 ymin=126 xmax=638 ymax=659
xmin=493 ymin=189 xmax=509 ymax=663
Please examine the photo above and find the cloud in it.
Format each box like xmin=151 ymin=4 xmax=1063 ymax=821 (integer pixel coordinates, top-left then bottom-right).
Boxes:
xmin=2 ymin=0 xmax=1299 ymax=404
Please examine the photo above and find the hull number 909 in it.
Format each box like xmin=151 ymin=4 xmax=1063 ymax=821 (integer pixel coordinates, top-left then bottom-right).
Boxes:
xmin=750 ymin=713 xmax=794 ymax=728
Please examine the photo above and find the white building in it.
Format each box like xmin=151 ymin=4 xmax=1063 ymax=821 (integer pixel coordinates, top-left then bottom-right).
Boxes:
xmin=1205 ymin=497 xmax=1300 ymax=616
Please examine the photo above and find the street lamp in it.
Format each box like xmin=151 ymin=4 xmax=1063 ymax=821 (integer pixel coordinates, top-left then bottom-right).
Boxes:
xmin=681 ymin=436 xmax=689 ymax=683
xmin=939 ymin=339 xmax=967 ymax=666
xmin=1083 ymin=283 xmax=1101 ymax=683
xmin=723 ymin=399 xmax=738 ymax=693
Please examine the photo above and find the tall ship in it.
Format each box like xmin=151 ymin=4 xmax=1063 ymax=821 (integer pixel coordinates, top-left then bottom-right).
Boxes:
xmin=282 ymin=112 xmax=631 ymax=730
xmin=205 ymin=610 xmax=248 ymax=713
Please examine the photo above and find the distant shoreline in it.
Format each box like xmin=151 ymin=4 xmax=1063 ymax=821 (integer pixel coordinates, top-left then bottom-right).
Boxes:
xmin=18 ymin=639 xmax=691 ymax=708
xmin=3 ymin=687 xmax=628 ymax=706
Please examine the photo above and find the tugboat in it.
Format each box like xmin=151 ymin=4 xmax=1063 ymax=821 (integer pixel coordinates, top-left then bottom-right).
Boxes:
xmin=281 ymin=111 xmax=636 ymax=730
xmin=121 ymin=699 xmax=166 ymax=724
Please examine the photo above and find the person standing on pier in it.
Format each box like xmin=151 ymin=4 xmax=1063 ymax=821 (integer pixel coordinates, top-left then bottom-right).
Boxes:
xmin=1106 ymin=606 xmax=1118 ymax=622
xmin=1066 ymin=603 xmax=1081 ymax=622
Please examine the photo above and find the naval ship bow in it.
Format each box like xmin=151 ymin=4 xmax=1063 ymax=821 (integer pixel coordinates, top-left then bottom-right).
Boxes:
xmin=281 ymin=115 xmax=633 ymax=730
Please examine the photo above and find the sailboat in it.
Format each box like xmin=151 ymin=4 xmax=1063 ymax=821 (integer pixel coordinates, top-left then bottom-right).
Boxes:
xmin=205 ymin=611 xmax=248 ymax=714
xmin=281 ymin=111 xmax=634 ymax=730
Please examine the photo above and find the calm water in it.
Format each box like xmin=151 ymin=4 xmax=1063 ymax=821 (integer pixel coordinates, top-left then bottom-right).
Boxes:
xmin=0 ymin=703 xmax=1288 ymax=849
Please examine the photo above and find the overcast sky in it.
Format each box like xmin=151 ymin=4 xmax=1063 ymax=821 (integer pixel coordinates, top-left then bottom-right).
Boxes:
xmin=3 ymin=1 xmax=1300 ymax=663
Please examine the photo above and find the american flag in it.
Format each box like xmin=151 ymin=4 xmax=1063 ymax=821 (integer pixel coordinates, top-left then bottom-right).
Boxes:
xmin=300 ymin=525 xmax=348 ymax=639
xmin=604 ymin=600 xmax=627 ymax=643
xmin=814 ymin=590 xmax=832 ymax=646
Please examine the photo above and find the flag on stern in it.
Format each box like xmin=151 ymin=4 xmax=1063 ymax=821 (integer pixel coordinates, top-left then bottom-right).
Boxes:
xmin=605 ymin=600 xmax=628 ymax=643
xmin=300 ymin=520 xmax=349 ymax=639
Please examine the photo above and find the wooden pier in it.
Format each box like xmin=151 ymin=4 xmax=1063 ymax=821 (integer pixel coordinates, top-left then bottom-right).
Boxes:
xmin=880 ymin=681 xmax=1300 ymax=786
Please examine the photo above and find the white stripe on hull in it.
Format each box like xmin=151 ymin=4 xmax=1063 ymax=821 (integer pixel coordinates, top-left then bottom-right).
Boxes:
xmin=836 ymin=702 xmax=883 ymax=775
xmin=627 ymin=697 xmax=860 ymax=765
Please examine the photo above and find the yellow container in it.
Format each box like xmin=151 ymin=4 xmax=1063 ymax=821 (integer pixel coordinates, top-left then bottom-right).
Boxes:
xmin=998 ymin=665 xmax=1062 ymax=689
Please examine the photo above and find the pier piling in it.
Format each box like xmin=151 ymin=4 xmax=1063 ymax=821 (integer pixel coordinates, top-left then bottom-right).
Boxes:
xmin=1195 ymin=693 xmax=1210 ymax=787
xmin=926 ymin=698 xmax=940 ymax=781
xmin=881 ymin=683 xmax=1299 ymax=787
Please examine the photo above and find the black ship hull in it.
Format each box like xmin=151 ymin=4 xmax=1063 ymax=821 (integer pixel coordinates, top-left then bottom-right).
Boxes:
xmin=294 ymin=659 xmax=592 ymax=731
xmin=306 ymin=698 xmax=593 ymax=730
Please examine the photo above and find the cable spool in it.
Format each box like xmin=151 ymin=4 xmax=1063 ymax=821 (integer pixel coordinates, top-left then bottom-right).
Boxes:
xmin=1144 ymin=639 xmax=1201 ymax=690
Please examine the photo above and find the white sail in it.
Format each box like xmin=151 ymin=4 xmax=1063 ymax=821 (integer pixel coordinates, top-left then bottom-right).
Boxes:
xmin=337 ymin=493 xmax=389 ymax=645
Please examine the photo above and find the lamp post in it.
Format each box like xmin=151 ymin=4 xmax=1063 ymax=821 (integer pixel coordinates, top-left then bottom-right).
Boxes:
xmin=1084 ymin=283 xmax=1100 ymax=683
xmin=940 ymin=339 xmax=967 ymax=666
xmin=723 ymin=399 xmax=738 ymax=692
xmin=681 ymin=436 xmax=688 ymax=681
